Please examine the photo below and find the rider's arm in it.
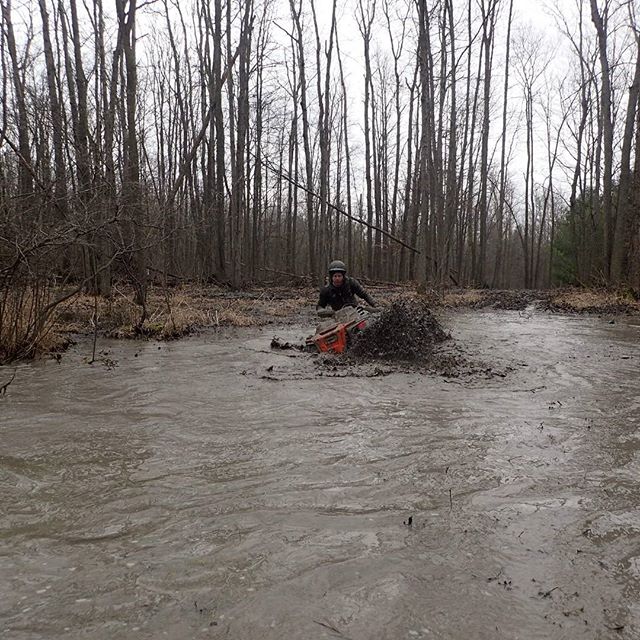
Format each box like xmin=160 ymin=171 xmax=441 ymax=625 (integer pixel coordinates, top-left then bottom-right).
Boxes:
xmin=350 ymin=279 xmax=376 ymax=307
xmin=316 ymin=288 xmax=335 ymax=317
xmin=317 ymin=287 xmax=329 ymax=310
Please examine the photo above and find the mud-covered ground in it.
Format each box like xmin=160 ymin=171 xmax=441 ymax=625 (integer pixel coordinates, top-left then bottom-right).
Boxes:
xmin=2 ymin=282 xmax=635 ymax=367
xmin=42 ymin=283 xmax=640 ymax=352
xmin=2 ymin=306 xmax=639 ymax=639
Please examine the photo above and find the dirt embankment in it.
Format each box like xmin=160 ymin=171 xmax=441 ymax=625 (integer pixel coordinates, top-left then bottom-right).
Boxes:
xmin=440 ymin=287 xmax=640 ymax=314
xmin=6 ymin=282 xmax=638 ymax=363
xmin=65 ymin=283 xmax=640 ymax=338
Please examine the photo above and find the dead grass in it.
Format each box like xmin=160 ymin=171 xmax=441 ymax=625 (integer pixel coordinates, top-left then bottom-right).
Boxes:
xmin=49 ymin=283 xmax=314 ymax=344
xmin=442 ymin=290 xmax=487 ymax=307
xmin=214 ymin=305 xmax=258 ymax=327
xmin=0 ymin=283 xmax=72 ymax=362
xmin=263 ymin=296 xmax=310 ymax=317
xmin=549 ymin=289 xmax=637 ymax=311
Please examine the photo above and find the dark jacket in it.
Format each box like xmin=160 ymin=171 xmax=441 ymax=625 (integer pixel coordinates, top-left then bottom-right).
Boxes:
xmin=317 ymin=277 xmax=376 ymax=311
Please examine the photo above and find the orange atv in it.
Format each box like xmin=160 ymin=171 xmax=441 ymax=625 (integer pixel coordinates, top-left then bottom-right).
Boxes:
xmin=306 ymin=305 xmax=379 ymax=354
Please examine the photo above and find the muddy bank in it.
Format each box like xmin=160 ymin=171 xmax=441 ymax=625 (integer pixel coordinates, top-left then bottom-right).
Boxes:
xmin=58 ymin=284 xmax=639 ymax=344
xmin=58 ymin=284 xmax=315 ymax=337
xmin=4 ymin=282 xmax=638 ymax=365
xmin=440 ymin=287 xmax=640 ymax=314
xmin=2 ymin=284 xmax=316 ymax=363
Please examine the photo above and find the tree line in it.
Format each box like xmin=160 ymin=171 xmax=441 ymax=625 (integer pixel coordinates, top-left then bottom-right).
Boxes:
xmin=1 ymin=0 xmax=640 ymax=346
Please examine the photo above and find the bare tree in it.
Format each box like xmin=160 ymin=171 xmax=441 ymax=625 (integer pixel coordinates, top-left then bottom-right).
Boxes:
xmin=590 ymin=0 xmax=615 ymax=277
xmin=493 ymin=0 xmax=514 ymax=287
xmin=611 ymin=3 xmax=640 ymax=284
xmin=477 ymin=0 xmax=499 ymax=286
xmin=289 ymin=0 xmax=316 ymax=277
xmin=2 ymin=0 xmax=34 ymax=205
xmin=357 ymin=0 xmax=376 ymax=277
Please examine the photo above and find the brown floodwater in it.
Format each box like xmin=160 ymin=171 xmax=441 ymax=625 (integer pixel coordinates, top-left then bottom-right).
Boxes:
xmin=1 ymin=310 xmax=640 ymax=639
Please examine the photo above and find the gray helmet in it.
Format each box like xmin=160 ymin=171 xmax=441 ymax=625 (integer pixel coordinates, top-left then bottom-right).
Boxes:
xmin=328 ymin=260 xmax=347 ymax=274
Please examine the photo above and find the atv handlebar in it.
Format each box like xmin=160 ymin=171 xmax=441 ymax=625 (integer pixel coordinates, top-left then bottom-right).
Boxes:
xmin=317 ymin=304 xmax=382 ymax=318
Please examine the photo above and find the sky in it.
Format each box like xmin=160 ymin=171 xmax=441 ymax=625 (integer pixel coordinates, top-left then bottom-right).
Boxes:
xmin=262 ymin=0 xmax=574 ymax=199
xmin=3 ymin=0 xmax=612 ymax=206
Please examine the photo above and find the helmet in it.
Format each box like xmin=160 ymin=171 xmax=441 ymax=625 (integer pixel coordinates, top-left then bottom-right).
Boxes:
xmin=328 ymin=260 xmax=347 ymax=274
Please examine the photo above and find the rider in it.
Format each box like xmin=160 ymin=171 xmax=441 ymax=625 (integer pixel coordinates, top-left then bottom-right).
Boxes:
xmin=316 ymin=260 xmax=377 ymax=314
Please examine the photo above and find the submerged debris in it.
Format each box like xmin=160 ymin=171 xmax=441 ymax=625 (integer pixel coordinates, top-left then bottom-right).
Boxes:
xmin=350 ymin=300 xmax=450 ymax=362
xmin=270 ymin=336 xmax=306 ymax=351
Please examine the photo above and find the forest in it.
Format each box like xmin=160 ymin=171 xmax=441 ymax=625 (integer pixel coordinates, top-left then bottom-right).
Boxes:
xmin=1 ymin=0 xmax=640 ymax=358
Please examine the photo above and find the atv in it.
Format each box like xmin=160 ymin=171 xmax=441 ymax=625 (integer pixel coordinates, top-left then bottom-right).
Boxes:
xmin=305 ymin=305 xmax=379 ymax=354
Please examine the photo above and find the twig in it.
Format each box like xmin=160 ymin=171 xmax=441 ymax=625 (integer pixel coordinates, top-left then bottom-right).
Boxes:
xmin=0 ymin=370 xmax=16 ymax=396
xmin=90 ymin=289 xmax=99 ymax=364
xmin=313 ymin=620 xmax=351 ymax=638
xmin=487 ymin=568 xmax=503 ymax=582
xmin=273 ymin=21 xmax=298 ymax=43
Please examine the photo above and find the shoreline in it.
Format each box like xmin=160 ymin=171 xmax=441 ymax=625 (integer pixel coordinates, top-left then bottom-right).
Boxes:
xmin=2 ymin=284 xmax=639 ymax=365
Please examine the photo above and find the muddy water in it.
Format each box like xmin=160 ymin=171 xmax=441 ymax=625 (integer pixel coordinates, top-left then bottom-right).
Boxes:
xmin=1 ymin=311 xmax=639 ymax=640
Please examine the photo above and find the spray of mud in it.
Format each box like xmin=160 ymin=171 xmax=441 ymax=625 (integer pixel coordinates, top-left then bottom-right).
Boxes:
xmin=350 ymin=300 xmax=450 ymax=361
xmin=316 ymin=301 xmax=511 ymax=379
xmin=271 ymin=301 xmax=510 ymax=379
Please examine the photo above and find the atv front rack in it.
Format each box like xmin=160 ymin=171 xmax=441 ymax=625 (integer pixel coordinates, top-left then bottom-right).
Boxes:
xmin=306 ymin=306 xmax=371 ymax=354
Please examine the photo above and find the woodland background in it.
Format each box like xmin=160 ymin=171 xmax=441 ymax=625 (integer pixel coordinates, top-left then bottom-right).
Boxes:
xmin=2 ymin=0 xmax=640 ymax=357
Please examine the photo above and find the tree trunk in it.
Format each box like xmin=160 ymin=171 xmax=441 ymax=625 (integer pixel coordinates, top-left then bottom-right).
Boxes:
xmin=289 ymin=0 xmax=316 ymax=279
xmin=611 ymin=31 xmax=640 ymax=284
xmin=2 ymin=0 xmax=34 ymax=206
xmin=590 ymin=0 xmax=615 ymax=279
xmin=357 ymin=0 xmax=376 ymax=278
xmin=493 ymin=0 xmax=513 ymax=287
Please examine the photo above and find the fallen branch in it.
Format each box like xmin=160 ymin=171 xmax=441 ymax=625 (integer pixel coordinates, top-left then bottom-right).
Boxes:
xmin=146 ymin=265 xmax=190 ymax=282
xmin=257 ymin=266 xmax=313 ymax=281
xmin=258 ymin=154 xmax=420 ymax=254
xmin=313 ymin=620 xmax=352 ymax=639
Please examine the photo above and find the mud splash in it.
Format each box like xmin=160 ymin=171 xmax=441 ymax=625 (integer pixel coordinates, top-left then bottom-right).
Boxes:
xmin=350 ymin=300 xmax=449 ymax=361
xmin=300 ymin=301 xmax=509 ymax=380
